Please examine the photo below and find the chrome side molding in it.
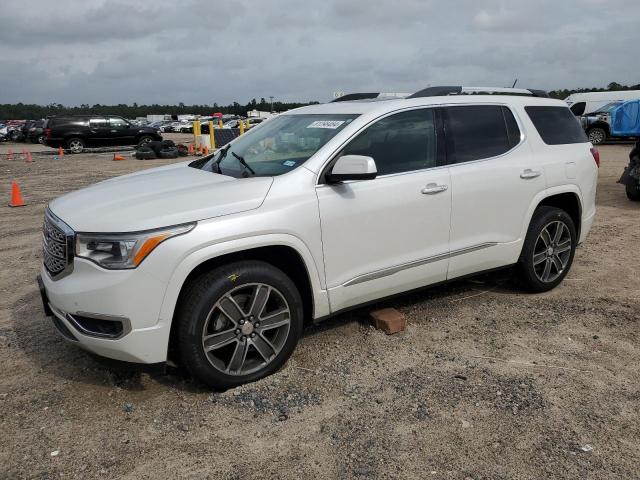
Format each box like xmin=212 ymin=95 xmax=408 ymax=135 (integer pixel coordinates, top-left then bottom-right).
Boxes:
xmin=342 ymin=242 xmax=498 ymax=287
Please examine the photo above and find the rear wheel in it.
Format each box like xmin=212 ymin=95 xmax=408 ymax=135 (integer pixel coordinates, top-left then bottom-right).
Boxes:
xmin=626 ymin=183 xmax=640 ymax=201
xmin=66 ymin=137 xmax=84 ymax=153
xmin=517 ymin=206 xmax=577 ymax=292
xmin=176 ymin=261 xmax=304 ymax=389
xmin=587 ymin=127 xmax=606 ymax=145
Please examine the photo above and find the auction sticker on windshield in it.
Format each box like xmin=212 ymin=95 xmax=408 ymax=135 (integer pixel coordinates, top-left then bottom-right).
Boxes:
xmin=306 ymin=120 xmax=345 ymax=129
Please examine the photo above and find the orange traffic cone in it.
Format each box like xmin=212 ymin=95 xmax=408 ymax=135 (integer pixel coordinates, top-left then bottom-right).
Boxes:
xmin=188 ymin=144 xmax=195 ymax=155
xmin=7 ymin=149 xmax=14 ymax=161
xmin=113 ymin=154 xmax=125 ymax=161
xmin=25 ymin=151 xmax=33 ymax=163
xmin=9 ymin=181 xmax=26 ymax=207
xmin=58 ymin=146 xmax=64 ymax=158
xmin=203 ymin=146 xmax=209 ymax=155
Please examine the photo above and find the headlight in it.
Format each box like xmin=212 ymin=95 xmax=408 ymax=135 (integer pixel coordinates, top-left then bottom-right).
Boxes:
xmin=75 ymin=223 xmax=195 ymax=269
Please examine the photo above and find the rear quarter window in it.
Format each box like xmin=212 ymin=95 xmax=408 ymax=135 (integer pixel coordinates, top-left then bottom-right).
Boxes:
xmin=525 ymin=106 xmax=588 ymax=145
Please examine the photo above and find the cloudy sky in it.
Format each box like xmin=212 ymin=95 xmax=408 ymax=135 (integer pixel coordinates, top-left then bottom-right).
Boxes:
xmin=1 ymin=0 xmax=638 ymax=105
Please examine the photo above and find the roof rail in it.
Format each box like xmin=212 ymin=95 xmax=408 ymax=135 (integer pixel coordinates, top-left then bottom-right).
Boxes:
xmin=331 ymin=92 xmax=409 ymax=103
xmin=408 ymin=86 xmax=549 ymax=98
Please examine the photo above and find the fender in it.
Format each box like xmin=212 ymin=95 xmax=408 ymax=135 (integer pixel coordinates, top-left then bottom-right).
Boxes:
xmin=156 ymin=233 xmax=330 ymax=330
xmin=519 ymin=184 xmax=583 ymax=244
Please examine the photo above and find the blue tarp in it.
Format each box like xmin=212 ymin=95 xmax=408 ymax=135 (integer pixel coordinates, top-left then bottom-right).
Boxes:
xmin=611 ymin=99 xmax=640 ymax=136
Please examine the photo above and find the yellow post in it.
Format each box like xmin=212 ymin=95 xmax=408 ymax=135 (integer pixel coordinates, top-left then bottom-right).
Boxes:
xmin=239 ymin=119 xmax=245 ymax=135
xmin=245 ymin=120 xmax=250 ymax=130
xmin=208 ymin=121 xmax=215 ymax=150
xmin=218 ymin=118 xmax=223 ymax=129
xmin=192 ymin=120 xmax=197 ymax=144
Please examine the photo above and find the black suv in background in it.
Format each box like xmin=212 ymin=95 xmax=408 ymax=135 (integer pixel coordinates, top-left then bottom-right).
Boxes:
xmin=43 ymin=115 xmax=162 ymax=153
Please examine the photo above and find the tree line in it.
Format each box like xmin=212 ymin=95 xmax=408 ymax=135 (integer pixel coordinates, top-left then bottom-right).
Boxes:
xmin=0 ymin=98 xmax=319 ymax=121
xmin=1 ymin=83 xmax=639 ymax=120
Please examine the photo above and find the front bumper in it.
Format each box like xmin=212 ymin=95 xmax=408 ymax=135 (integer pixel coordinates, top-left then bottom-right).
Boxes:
xmin=38 ymin=259 xmax=172 ymax=364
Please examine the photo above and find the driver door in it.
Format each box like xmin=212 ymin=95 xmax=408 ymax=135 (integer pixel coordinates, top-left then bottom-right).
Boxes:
xmin=108 ymin=117 xmax=136 ymax=145
xmin=315 ymin=108 xmax=451 ymax=312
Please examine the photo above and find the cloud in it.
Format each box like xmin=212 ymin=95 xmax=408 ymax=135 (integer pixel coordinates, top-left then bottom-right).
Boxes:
xmin=0 ymin=0 xmax=638 ymax=105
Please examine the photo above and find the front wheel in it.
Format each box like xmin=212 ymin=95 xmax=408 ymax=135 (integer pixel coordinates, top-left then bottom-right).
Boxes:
xmin=136 ymin=135 xmax=154 ymax=148
xmin=517 ymin=206 xmax=577 ymax=292
xmin=587 ymin=128 xmax=606 ymax=145
xmin=176 ymin=261 xmax=304 ymax=389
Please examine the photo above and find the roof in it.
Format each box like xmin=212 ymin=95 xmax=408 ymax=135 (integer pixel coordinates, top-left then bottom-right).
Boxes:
xmin=288 ymin=93 xmax=566 ymax=116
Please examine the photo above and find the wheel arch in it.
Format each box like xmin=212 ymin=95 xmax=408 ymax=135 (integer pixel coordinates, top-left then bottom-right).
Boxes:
xmin=159 ymin=236 xmax=329 ymax=361
xmin=523 ymin=188 xmax=583 ymax=244
xmin=586 ymin=122 xmax=610 ymax=135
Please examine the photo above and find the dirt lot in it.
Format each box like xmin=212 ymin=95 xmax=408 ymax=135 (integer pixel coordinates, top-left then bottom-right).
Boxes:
xmin=0 ymin=141 xmax=638 ymax=479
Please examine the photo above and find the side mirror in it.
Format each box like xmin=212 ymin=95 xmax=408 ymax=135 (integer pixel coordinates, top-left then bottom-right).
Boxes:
xmin=326 ymin=155 xmax=377 ymax=183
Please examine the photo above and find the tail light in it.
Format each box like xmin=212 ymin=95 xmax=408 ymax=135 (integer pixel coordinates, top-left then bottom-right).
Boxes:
xmin=590 ymin=147 xmax=600 ymax=168
xmin=44 ymin=128 xmax=52 ymax=138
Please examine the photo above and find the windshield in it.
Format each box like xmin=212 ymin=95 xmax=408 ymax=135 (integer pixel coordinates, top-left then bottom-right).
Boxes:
xmin=192 ymin=114 xmax=358 ymax=177
xmin=594 ymin=102 xmax=622 ymax=114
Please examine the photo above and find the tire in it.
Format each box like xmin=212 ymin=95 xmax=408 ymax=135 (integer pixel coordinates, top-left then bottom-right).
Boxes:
xmin=135 ymin=147 xmax=157 ymax=160
xmin=158 ymin=148 xmax=179 ymax=159
xmin=176 ymin=261 xmax=304 ymax=389
xmin=136 ymin=135 xmax=154 ymax=148
xmin=66 ymin=137 xmax=85 ymax=153
xmin=587 ymin=128 xmax=606 ymax=145
xmin=516 ymin=206 xmax=577 ymax=293
xmin=37 ymin=135 xmax=45 ymax=144
xmin=626 ymin=183 xmax=640 ymax=201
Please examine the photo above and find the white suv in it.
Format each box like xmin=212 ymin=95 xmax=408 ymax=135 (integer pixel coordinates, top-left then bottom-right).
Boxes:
xmin=38 ymin=86 xmax=599 ymax=388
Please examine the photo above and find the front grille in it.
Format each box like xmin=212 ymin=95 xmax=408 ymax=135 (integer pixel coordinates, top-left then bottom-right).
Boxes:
xmin=42 ymin=209 xmax=74 ymax=279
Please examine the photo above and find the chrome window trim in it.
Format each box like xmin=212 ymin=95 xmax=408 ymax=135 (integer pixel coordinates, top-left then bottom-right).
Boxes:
xmin=341 ymin=242 xmax=498 ymax=287
xmin=43 ymin=208 xmax=75 ymax=281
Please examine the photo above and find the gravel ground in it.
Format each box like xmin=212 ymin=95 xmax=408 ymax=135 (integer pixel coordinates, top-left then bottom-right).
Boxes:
xmin=0 ymin=141 xmax=638 ymax=479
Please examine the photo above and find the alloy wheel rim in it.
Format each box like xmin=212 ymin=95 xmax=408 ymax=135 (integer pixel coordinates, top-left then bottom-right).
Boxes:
xmin=532 ymin=220 xmax=572 ymax=283
xmin=589 ymin=130 xmax=604 ymax=144
xmin=201 ymin=283 xmax=291 ymax=376
xmin=69 ymin=140 xmax=82 ymax=152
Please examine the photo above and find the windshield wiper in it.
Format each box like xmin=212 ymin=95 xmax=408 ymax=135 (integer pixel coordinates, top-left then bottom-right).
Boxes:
xmin=231 ymin=151 xmax=256 ymax=176
xmin=212 ymin=144 xmax=231 ymax=173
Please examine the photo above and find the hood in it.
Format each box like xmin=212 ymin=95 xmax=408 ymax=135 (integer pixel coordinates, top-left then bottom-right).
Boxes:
xmin=49 ymin=162 xmax=273 ymax=232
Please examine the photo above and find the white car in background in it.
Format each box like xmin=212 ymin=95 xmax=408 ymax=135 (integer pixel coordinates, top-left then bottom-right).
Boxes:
xmin=39 ymin=86 xmax=598 ymax=388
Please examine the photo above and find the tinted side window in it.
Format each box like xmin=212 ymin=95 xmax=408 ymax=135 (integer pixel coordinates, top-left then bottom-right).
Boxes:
xmin=525 ymin=106 xmax=588 ymax=145
xmin=342 ymin=109 xmax=436 ymax=175
xmin=569 ymin=102 xmax=586 ymax=116
xmin=90 ymin=118 xmax=107 ymax=127
xmin=109 ymin=117 xmax=127 ymax=128
xmin=444 ymin=105 xmax=512 ymax=163
xmin=502 ymin=106 xmax=522 ymax=148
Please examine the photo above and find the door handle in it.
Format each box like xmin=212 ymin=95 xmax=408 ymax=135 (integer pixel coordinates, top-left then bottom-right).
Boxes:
xmin=421 ymin=183 xmax=448 ymax=195
xmin=520 ymin=169 xmax=542 ymax=179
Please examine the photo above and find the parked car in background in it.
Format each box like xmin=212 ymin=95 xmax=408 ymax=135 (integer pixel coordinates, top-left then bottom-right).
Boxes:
xmin=24 ymin=119 xmax=45 ymax=144
xmin=618 ymin=141 xmax=640 ymax=201
xmin=43 ymin=115 xmax=162 ymax=153
xmin=581 ymin=99 xmax=640 ymax=145
xmin=566 ymin=90 xmax=640 ymax=116
xmin=38 ymin=86 xmax=597 ymax=388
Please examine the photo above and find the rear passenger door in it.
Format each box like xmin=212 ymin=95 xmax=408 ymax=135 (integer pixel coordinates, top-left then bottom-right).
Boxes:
xmin=88 ymin=118 xmax=110 ymax=144
xmin=443 ymin=104 xmax=545 ymax=279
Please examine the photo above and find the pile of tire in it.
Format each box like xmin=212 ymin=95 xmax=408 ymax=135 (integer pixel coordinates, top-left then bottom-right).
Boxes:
xmin=135 ymin=140 xmax=180 ymax=160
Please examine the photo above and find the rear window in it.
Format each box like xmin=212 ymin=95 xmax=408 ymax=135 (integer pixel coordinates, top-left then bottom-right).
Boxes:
xmin=443 ymin=105 xmax=520 ymax=163
xmin=525 ymin=106 xmax=588 ymax=145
